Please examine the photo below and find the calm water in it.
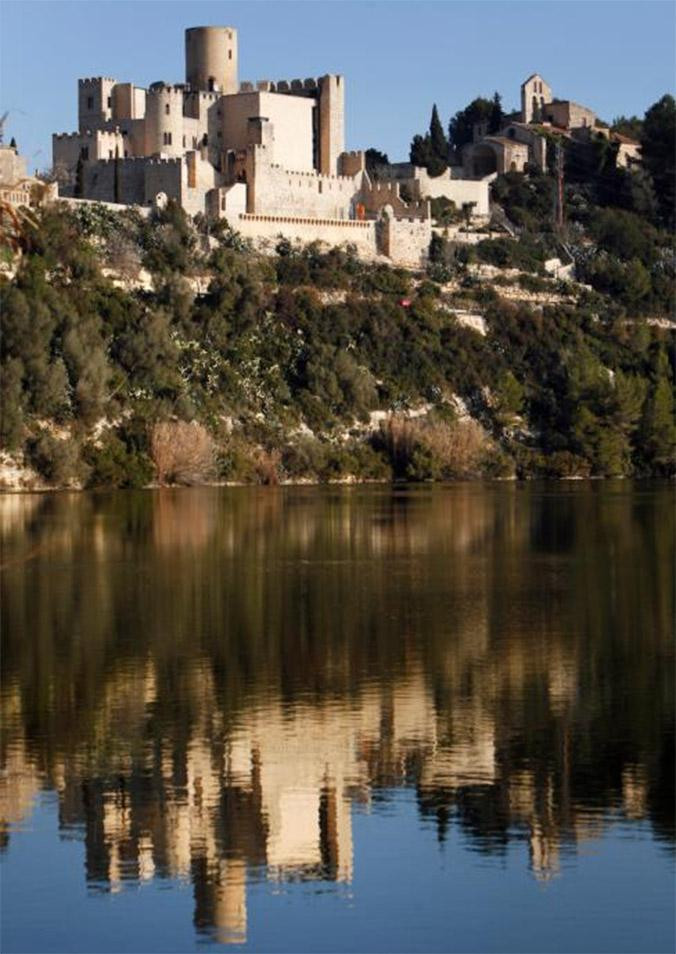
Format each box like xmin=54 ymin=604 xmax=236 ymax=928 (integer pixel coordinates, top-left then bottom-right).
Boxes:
xmin=0 ymin=483 xmax=674 ymax=954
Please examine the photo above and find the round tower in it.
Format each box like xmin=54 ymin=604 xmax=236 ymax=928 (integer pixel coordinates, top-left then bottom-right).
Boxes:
xmin=145 ymin=83 xmax=185 ymax=157
xmin=185 ymin=27 xmax=238 ymax=94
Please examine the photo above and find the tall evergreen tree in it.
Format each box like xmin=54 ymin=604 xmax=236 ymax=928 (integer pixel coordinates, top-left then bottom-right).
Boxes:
xmin=488 ymin=92 xmax=503 ymax=134
xmin=429 ymin=104 xmax=449 ymax=162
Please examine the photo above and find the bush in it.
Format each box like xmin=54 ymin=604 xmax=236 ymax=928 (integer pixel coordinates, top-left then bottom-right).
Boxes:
xmin=26 ymin=431 xmax=86 ymax=486
xmin=83 ymin=432 xmax=153 ymax=488
xmin=149 ymin=421 xmax=215 ymax=485
xmin=375 ymin=414 xmax=492 ymax=480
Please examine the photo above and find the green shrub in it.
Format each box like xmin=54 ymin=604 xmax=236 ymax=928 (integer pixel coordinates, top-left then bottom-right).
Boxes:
xmin=83 ymin=432 xmax=153 ymax=488
xmin=26 ymin=431 xmax=87 ymax=486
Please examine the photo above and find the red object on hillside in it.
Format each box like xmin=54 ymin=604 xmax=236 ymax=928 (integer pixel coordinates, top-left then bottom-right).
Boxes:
xmin=399 ymin=298 xmax=412 ymax=307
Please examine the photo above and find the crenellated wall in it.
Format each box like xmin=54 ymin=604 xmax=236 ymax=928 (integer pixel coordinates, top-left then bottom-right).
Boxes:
xmin=246 ymin=145 xmax=356 ymax=219
xmin=379 ymin=215 xmax=431 ymax=267
xmin=360 ymin=179 xmax=430 ymax=220
xmin=78 ymin=77 xmax=116 ymax=132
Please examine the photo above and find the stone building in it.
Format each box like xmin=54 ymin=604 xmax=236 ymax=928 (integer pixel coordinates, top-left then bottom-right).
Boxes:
xmin=463 ymin=71 xmax=639 ymax=177
xmin=52 ymin=26 xmax=491 ymax=267
xmin=0 ymin=143 xmax=57 ymax=208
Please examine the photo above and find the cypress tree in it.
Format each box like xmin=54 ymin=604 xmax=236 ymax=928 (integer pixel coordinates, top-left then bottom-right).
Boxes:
xmin=429 ymin=104 xmax=449 ymax=163
xmin=489 ymin=92 xmax=503 ymax=133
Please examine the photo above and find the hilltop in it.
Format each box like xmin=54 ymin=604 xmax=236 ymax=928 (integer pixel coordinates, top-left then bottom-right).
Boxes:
xmin=0 ymin=154 xmax=674 ymax=489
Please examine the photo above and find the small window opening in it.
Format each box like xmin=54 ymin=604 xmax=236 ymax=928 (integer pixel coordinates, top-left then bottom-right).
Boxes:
xmin=87 ymin=96 xmax=94 ymax=110
xmin=165 ymin=103 xmax=170 ymax=115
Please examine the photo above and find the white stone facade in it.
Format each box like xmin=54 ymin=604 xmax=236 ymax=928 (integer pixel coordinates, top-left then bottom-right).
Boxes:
xmin=51 ymin=26 xmax=510 ymax=266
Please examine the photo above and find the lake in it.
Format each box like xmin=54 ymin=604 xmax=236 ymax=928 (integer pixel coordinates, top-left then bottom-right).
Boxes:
xmin=1 ymin=483 xmax=673 ymax=953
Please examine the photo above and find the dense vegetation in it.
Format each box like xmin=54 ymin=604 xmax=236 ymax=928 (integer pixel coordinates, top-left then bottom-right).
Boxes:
xmin=1 ymin=92 xmax=673 ymax=489
xmin=0 ymin=191 xmax=672 ymax=489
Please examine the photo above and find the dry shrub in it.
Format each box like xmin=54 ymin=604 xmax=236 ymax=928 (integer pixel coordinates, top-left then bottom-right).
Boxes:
xmin=417 ymin=418 xmax=488 ymax=476
xmin=150 ymin=421 xmax=215 ymax=485
xmin=253 ymin=448 xmax=281 ymax=485
xmin=380 ymin=413 xmax=491 ymax=479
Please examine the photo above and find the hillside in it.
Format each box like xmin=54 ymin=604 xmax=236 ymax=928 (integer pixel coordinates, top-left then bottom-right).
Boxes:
xmin=0 ymin=174 xmax=674 ymax=490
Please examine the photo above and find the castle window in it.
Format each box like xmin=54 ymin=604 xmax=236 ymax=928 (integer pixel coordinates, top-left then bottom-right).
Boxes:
xmin=124 ymin=150 xmax=128 ymax=158
xmin=193 ymin=137 xmax=197 ymax=148
xmin=165 ymin=103 xmax=170 ymax=115
xmin=80 ymin=146 xmax=89 ymax=160
xmin=109 ymin=149 xmax=113 ymax=158
xmin=107 ymin=96 xmax=112 ymax=108
xmin=228 ymin=50 xmax=232 ymax=60
xmin=217 ymin=130 xmax=222 ymax=139
xmin=183 ymin=135 xmax=186 ymax=147
xmin=163 ymin=132 xmax=172 ymax=145
xmin=318 ymin=181 xmax=323 ymax=194
xmin=87 ymin=96 xmax=94 ymax=110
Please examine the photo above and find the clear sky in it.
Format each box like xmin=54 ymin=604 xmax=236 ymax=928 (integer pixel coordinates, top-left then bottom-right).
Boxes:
xmin=1 ymin=0 xmax=674 ymax=174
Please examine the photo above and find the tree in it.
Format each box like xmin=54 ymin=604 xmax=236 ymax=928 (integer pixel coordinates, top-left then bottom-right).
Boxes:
xmin=448 ymin=96 xmax=494 ymax=151
xmin=640 ymin=359 xmax=675 ymax=473
xmin=429 ymin=104 xmax=449 ymax=165
xmin=365 ymin=148 xmax=389 ymax=180
xmin=409 ymin=105 xmax=449 ymax=177
xmin=640 ymin=94 xmax=675 ymax=227
xmin=611 ymin=115 xmax=643 ymax=140
xmin=488 ymin=92 xmax=503 ymax=134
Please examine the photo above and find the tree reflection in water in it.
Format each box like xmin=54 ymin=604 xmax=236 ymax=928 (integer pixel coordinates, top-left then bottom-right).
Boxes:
xmin=1 ymin=484 xmax=673 ymax=944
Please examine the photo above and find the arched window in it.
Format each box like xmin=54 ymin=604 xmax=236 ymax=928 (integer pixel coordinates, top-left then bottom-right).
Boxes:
xmin=165 ymin=103 xmax=170 ymax=115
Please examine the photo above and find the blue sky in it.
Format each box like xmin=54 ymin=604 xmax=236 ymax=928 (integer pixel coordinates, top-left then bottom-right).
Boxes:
xmin=1 ymin=1 xmax=674 ymax=174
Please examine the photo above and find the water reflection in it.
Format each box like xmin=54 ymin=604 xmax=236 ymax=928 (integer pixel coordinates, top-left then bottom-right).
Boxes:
xmin=1 ymin=484 xmax=674 ymax=946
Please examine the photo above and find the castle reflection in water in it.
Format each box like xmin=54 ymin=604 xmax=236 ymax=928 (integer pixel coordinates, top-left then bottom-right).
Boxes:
xmin=1 ymin=485 xmax=673 ymax=944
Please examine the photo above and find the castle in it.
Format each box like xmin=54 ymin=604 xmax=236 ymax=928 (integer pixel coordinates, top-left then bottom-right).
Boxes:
xmin=51 ymin=26 xmax=489 ymax=267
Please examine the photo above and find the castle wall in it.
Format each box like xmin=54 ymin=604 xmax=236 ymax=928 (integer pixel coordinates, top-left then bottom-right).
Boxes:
xmin=222 ymin=91 xmax=314 ymax=171
xmin=82 ymin=157 xmax=146 ymax=204
xmin=53 ymin=129 xmax=128 ymax=183
xmin=380 ymin=216 xmax=431 ymax=267
xmin=246 ymin=146 xmax=355 ymax=218
xmin=424 ymin=177 xmax=490 ymax=215
xmin=360 ymin=179 xmax=429 ymax=219
xmin=181 ymin=151 xmax=221 ymax=215
xmin=208 ymin=182 xmax=247 ymax=221
xmin=144 ymin=158 xmax=183 ymax=205
xmin=235 ymin=212 xmax=378 ymax=260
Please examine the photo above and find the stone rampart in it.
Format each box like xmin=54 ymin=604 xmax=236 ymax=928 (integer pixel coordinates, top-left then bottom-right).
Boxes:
xmin=236 ymin=212 xmax=378 ymax=259
xmin=248 ymin=148 xmax=355 ymax=219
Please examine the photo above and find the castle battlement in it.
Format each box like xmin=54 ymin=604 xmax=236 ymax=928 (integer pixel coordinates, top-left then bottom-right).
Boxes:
xmin=267 ymin=161 xmax=353 ymax=184
xmin=148 ymin=83 xmax=186 ymax=95
xmin=239 ymin=75 xmax=339 ymax=95
xmin=79 ymin=76 xmax=116 ymax=85
xmin=92 ymin=155 xmax=183 ymax=166
xmin=53 ymin=128 xmax=125 ymax=141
